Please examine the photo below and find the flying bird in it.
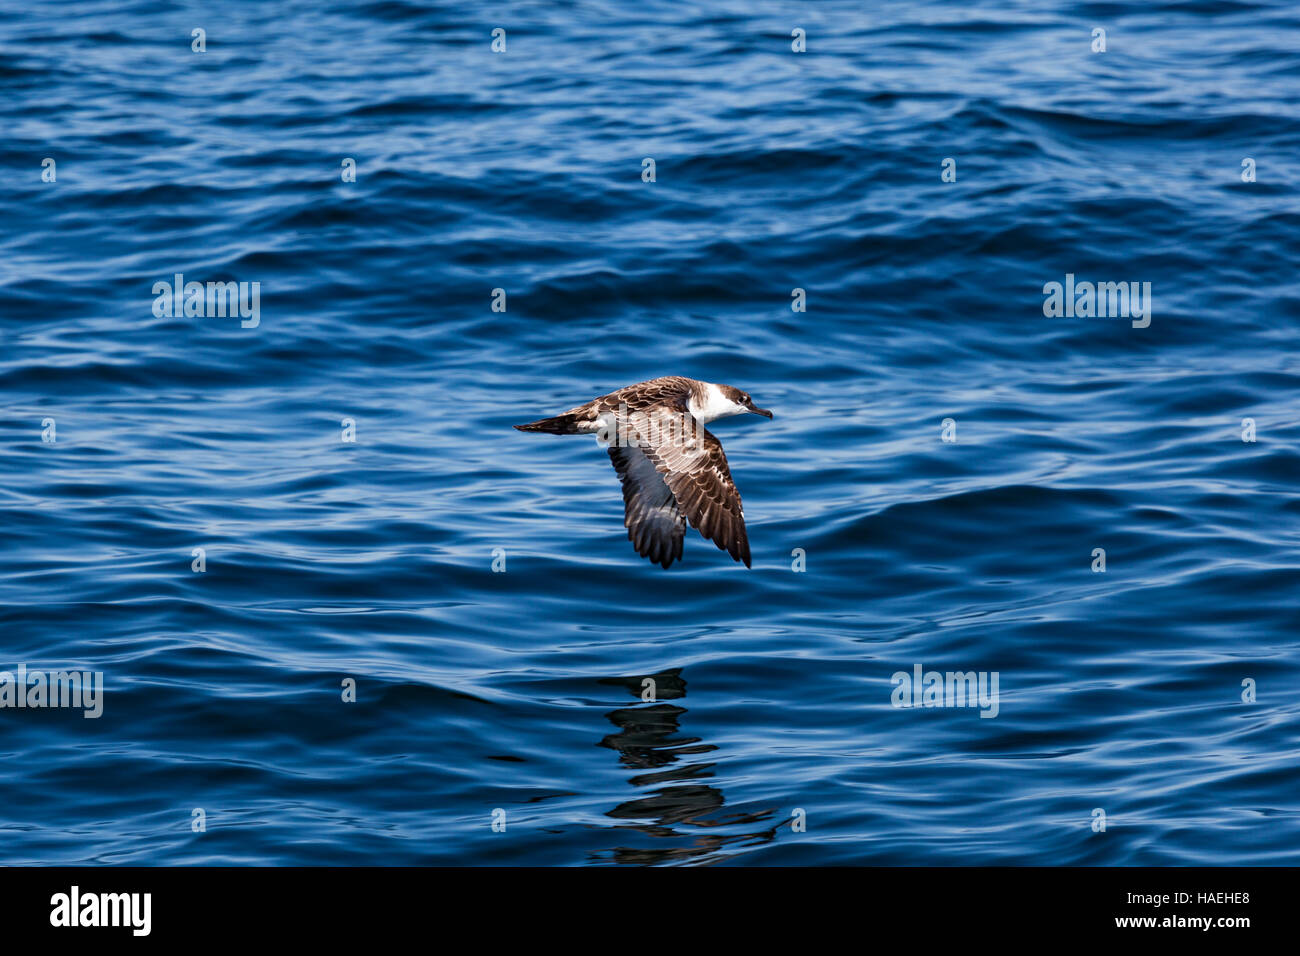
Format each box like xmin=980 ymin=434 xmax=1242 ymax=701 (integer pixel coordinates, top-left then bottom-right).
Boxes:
xmin=515 ymin=376 xmax=773 ymax=568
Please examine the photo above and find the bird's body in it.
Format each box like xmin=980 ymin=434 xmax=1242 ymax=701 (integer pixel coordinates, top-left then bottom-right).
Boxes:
xmin=515 ymin=376 xmax=773 ymax=568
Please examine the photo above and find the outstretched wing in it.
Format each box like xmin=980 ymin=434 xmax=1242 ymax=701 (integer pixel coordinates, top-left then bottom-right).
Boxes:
xmin=618 ymin=404 xmax=750 ymax=568
xmin=650 ymin=425 xmax=750 ymax=567
xmin=608 ymin=445 xmax=686 ymax=568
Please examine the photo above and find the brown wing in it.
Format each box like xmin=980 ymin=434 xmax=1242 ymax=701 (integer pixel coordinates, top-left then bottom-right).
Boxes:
xmin=516 ymin=380 xmax=697 ymax=435
xmin=626 ymin=408 xmax=750 ymax=568
xmin=593 ymin=376 xmax=697 ymax=415
xmin=607 ymin=445 xmax=686 ymax=568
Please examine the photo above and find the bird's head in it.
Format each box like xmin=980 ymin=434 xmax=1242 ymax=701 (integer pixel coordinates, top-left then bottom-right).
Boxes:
xmin=709 ymin=383 xmax=773 ymax=422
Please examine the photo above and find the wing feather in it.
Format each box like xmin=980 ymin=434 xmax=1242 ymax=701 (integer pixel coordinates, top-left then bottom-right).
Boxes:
xmin=616 ymin=405 xmax=751 ymax=568
xmin=607 ymin=445 xmax=685 ymax=568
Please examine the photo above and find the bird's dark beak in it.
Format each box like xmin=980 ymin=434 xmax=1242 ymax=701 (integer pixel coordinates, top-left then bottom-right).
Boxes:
xmin=748 ymin=403 xmax=773 ymax=419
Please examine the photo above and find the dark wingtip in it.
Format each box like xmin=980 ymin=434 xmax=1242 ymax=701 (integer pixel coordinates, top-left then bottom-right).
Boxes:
xmin=727 ymin=543 xmax=752 ymax=568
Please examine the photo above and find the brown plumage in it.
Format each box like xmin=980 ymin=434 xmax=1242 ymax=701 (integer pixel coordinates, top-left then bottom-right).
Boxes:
xmin=515 ymin=376 xmax=773 ymax=568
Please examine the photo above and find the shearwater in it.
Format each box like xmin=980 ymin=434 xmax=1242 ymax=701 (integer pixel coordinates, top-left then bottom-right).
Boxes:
xmin=515 ymin=376 xmax=773 ymax=568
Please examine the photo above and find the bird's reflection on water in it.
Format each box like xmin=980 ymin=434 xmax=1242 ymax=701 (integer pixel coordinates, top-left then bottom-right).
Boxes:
xmin=594 ymin=669 xmax=781 ymax=864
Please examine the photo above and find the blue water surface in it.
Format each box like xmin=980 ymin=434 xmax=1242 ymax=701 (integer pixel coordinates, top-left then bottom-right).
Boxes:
xmin=2 ymin=0 xmax=1299 ymax=865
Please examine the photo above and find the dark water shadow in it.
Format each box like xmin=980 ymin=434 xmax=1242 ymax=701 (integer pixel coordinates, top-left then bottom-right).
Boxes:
xmin=592 ymin=668 xmax=782 ymax=865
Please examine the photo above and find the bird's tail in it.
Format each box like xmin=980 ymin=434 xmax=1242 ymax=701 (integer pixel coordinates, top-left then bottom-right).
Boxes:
xmin=513 ymin=410 xmax=588 ymax=434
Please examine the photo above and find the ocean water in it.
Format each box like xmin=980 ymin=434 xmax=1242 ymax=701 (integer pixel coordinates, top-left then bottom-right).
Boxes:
xmin=2 ymin=0 xmax=1299 ymax=866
